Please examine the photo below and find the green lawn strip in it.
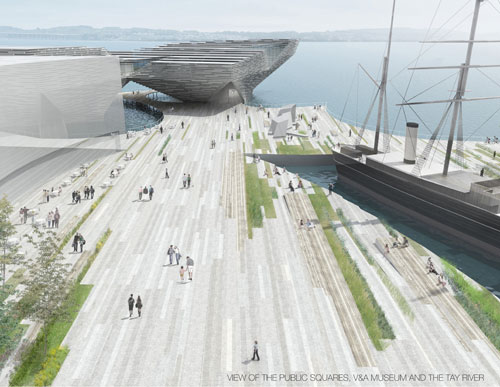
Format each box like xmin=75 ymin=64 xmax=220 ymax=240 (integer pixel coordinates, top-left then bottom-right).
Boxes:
xmin=10 ymin=229 xmax=112 ymax=386
xmin=0 ymin=324 xmax=28 ymax=370
xmin=475 ymin=143 xmax=494 ymax=156
xmin=277 ymin=140 xmax=322 ymax=155
xmin=248 ymin=116 xmax=252 ymax=129
xmin=134 ymin=131 xmax=158 ymax=159
xmin=469 ymin=154 xmax=500 ymax=178
xmin=58 ymin=187 xmax=112 ymax=254
xmin=320 ymin=143 xmax=332 ymax=154
xmin=391 ymin=136 xmax=402 ymax=145
xmin=0 ymin=269 xmax=26 ymax=302
xmin=236 ymin=132 xmax=241 ymax=140
xmin=408 ymin=238 xmax=428 ymax=256
xmin=115 ymin=137 xmax=139 ymax=162
xmin=157 ymin=134 xmax=172 ymax=156
xmin=264 ymin=162 xmax=273 ymax=179
xmin=336 ymin=209 xmax=414 ymax=320
xmin=181 ymin=123 xmax=191 ymax=140
xmin=302 ymin=114 xmax=310 ymax=127
xmin=309 ymin=185 xmax=394 ymax=350
xmin=442 ymin=259 xmax=500 ymax=352
xmin=349 ymin=125 xmax=368 ymax=144
xmin=225 ymin=130 xmax=228 ymax=140
xmin=244 ymin=162 xmax=277 ymax=238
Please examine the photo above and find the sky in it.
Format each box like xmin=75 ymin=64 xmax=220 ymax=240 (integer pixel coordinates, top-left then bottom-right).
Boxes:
xmin=1 ymin=0 xmax=499 ymax=35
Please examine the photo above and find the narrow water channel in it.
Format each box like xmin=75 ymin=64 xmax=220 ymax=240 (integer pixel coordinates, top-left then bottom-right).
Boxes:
xmin=287 ymin=165 xmax=500 ymax=296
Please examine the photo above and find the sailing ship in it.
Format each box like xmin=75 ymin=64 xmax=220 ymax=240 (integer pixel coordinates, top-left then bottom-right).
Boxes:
xmin=333 ymin=0 xmax=500 ymax=262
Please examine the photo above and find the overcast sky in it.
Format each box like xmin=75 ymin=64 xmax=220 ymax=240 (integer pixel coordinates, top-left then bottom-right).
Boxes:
xmin=1 ymin=0 xmax=499 ymax=35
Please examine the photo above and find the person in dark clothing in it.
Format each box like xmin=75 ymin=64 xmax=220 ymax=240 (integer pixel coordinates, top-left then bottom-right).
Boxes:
xmin=480 ymin=167 xmax=484 ymax=177
xmin=181 ymin=121 xmax=184 ymax=129
xmin=252 ymin=340 xmax=260 ymax=361
xmin=128 ymin=294 xmax=135 ymax=318
xmin=72 ymin=234 xmax=79 ymax=252
xmin=288 ymin=181 xmax=295 ymax=192
xmin=148 ymin=185 xmax=154 ymax=200
xmin=79 ymin=234 xmax=85 ymax=253
xmin=136 ymin=296 xmax=143 ymax=317
xmin=165 ymin=168 xmax=169 ymax=178
xmin=90 ymin=186 xmax=95 ymax=199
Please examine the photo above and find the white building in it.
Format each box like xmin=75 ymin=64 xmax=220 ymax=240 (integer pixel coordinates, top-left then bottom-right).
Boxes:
xmin=0 ymin=55 xmax=125 ymax=139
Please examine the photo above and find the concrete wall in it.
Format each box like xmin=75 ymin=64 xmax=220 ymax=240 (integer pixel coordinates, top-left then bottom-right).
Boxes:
xmin=0 ymin=56 xmax=125 ymax=139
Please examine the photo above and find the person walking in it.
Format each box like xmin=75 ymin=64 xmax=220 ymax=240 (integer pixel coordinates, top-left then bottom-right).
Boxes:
xmin=186 ymin=256 xmax=194 ymax=280
xmin=47 ymin=211 xmax=53 ymax=228
xmin=128 ymin=294 xmax=135 ymax=318
xmin=174 ymin=246 xmax=181 ymax=265
xmin=165 ymin=168 xmax=169 ymax=179
xmin=139 ymin=186 xmax=143 ymax=201
xmin=79 ymin=234 xmax=86 ymax=253
xmin=23 ymin=207 xmax=28 ymax=224
xmin=187 ymin=174 xmax=192 ymax=188
xmin=54 ymin=208 xmax=60 ymax=228
xmin=90 ymin=186 xmax=95 ymax=199
xmin=182 ymin=174 xmax=187 ymax=188
xmin=72 ymin=233 xmax=80 ymax=253
xmin=148 ymin=185 xmax=154 ymax=200
xmin=179 ymin=266 xmax=186 ymax=282
xmin=167 ymin=245 xmax=175 ymax=265
xmin=136 ymin=295 xmax=143 ymax=317
xmin=252 ymin=340 xmax=260 ymax=361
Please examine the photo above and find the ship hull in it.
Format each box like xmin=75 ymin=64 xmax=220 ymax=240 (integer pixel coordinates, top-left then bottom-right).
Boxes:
xmin=333 ymin=151 xmax=500 ymax=263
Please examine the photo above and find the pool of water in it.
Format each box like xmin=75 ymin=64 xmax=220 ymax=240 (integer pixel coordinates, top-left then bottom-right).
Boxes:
xmin=124 ymin=105 xmax=161 ymax=132
xmin=287 ymin=165 xmax=500 ymax=295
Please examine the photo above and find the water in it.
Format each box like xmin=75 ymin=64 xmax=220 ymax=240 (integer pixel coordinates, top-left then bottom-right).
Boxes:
xmin=124 ymin=105 xmax=161 ymax=131
xmin=287 ymin=165 xmax=500 ymax=294
xmin=1 ymin=38 xmax=499 ymax=139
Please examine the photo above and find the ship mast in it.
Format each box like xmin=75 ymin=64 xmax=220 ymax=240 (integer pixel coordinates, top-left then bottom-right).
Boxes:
xmin=442 ymin=0 xmax=484 ymax=175
xmin=373 ymin=0 xmax=397 ymax=153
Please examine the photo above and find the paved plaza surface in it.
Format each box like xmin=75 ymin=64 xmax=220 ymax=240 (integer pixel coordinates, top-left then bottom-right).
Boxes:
xmin=2 ymin=99 xmax=500 ymax=386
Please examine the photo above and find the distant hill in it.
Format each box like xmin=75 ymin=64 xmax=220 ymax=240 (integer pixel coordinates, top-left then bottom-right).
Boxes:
xmin=0 ymin=26 xmax=457 ymax=42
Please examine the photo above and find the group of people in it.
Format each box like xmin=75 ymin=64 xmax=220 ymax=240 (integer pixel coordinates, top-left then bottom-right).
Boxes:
xmin=166 ymin=245 xmax=195 ymax=281
xmin=72 ymin=232 xmax=85 ymax=253
xmin=110 ymin=169 xmax=120 ymax=178
xmin=41 ymin=189 xmax=54 ymax=203
xmin=72 ymin=190 xmax=82 ymax=204
xmin=485 ymin=136 xmax=498 ymax=144
xmin=182 ymin=174 xmax=192 ymax=189
xmin=46 ymin=208 xmax=61 ymax=228
xmin=83 ymin=186 xmax=95 ymax=200
xmin=299 ymin=219 xmax=315 ymax=230
xmin=138 ymin=185 xmax=154 ymax=201
xmin=328 ymin=182 xmax=335 ymax=195
xmin=252 ymin=154 xmax=261 ymax=163
xmin=210 ymin=139 xmax=217 ymax=149
xmin=18 ymin=207 xmax=29 ymax=224
xmin=162 ymin=152 xmax=168 ymax=163
xmin=288 ymin=178 xmax=303 ymax=192
xmin=426 ymin=257 xmax=446 ymax=288
xmin=128 ymin=294 xmax=143 ymax=318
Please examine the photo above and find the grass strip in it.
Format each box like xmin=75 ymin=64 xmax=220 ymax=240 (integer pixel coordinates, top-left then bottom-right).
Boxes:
xmin=336 ymin=209 xmax=414 ymax=320
xmin=277 ymin=140 xmax=322 ymax=155
xmin=10 ymin=229 xmax=112 ymax=386
xmin=244 ymin=162 xmax=277 ymax=238
xmin=442 ymin=259 xmax=500 ymax=352
xmin=329 ymin=114 xmax=343 ymax=133
xmin=236 ymin=132 xmax=241 ymax=140
xmin=225 ymin=130 xmax=228 ymax=140
xmin=309 ymin=185 xmax=394 ymax=350
xmin=181 ymin=123 xmax=191 ymax=140
xmin=157 ymin=135 xmax=172 ymax=156
xmin=248 ymin=116 xmax=252 ymax=129
xmin=408 ymin=238 xmax=428 ymax=256
xmin=134 ymin=131 xmax=157 ymax=159
xmin=252 ymin=132 xmax=271 ymax=153
xmin=115 ymin=137 xmax=139 ymax=162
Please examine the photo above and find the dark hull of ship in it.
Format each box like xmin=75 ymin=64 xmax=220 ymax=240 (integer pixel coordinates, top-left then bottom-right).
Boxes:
xmin=333 ymin=151 xmax=500 ymax=263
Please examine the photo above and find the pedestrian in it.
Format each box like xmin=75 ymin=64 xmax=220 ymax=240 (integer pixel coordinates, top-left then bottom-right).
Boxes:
xmin=148 ymin=185 xmax=154 ymax=200
xmin=23 ymin=207 xmax=28 ymax=224
xmin=252 ymin=340 xmax=260 ymax=361
xmin=179 ymin=266 xmax=186 ymax=282
xmin=90 ymin=186 xmax=95 ymax=199
xmin=136 ymin=296 xmax=143 ymax=317
xmin=288 ymin=181 xmax=295 ymax=192
xmin=19 ymin=208 xmax=24 ymax=224
xmin=79 ymin=234 xmax=86 ymax=253
xmin=231 ymin=133 xmax=234 ymax=141
xmin=160 ymin=126 xmax=163 ymax=134
xmin=47 ymin=211 xmax=53 ymax=228
xmin=165 ymin=168 xmax=169 ymax=178
xmin=187 ymin=174 xmax=191 ymax=188
xmin=182 ymin=174 xmax=187 ymax=188
xmin=139 ymin=186 xmax=143 ymax=201
xmin=167 ymin=245 xmax=175 ymax=265
xmin=54 ymin=208 xmax=60 ymax=228
xmin=227 ymin=114 xmax=229 ymax=121
xmin=494 ymin=151 xmax=497 ymax=159
xmin=181 ymin=121 xmax=184 ymax=129
xmin=186 ymin=256 xmax=194 ymax=280
xmin=72 ymin=191 xmax=76 ymax=203
xmin=72 ymin=233 xmax=79 ymax=253
xmin=174 ymin=246 xmax=181 ymax=265
xmin=128 ymin=294 xmax=135 ymax=318
xmin=480 ymin=168 xmax=484 ymax=177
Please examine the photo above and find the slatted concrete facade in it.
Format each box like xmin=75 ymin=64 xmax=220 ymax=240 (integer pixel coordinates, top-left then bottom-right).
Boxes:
xmin=0 ymin=54 xmax=125 ymax=139
xmin=114 ymin=40 xmax=298 ymax=103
